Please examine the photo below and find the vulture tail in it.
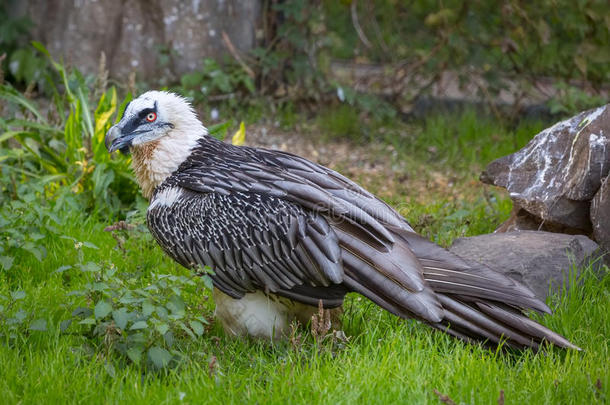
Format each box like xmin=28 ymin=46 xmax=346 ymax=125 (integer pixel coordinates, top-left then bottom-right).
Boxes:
xmin=429 ymin=294 xmax=579 ymax=349
xmin=401 ymin=232 xmax=580 ymax=350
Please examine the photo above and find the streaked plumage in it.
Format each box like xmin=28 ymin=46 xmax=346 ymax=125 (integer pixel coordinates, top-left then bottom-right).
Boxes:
xmin=105 ymin=91 xmax=578 ymax=349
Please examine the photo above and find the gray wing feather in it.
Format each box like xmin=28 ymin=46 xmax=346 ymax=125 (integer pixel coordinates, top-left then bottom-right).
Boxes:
xmin=147 ymin=189 xmax=343 ymax=301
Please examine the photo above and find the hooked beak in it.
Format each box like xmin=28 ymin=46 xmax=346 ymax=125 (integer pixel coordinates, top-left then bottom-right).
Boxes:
xmin=105 ymin=125 xmax=136 ymax=154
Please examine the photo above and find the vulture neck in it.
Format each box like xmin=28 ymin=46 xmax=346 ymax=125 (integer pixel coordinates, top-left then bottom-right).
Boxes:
xmin=131 ymin=124 xmax=205 ymax=199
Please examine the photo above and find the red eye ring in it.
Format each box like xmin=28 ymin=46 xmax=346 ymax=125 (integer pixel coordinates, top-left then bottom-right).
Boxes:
xmin=146 ymin=112 xmax=157 ymax=122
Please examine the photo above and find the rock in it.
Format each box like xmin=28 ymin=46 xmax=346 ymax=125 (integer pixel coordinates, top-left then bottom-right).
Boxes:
xmin=449 ymin=231 xmax=603 ymax=301
xmin=481 ymin=104 xmax=610 ymax=231
xmin=9 ymin=0 xmax=261 ymax=80
xmin=495 ymin=207 xmax=591 ymax=235
xmin=591 ymin=177 xmax=610 ymax=253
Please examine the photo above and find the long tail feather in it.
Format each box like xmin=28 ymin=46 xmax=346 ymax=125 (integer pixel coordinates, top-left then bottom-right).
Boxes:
xmin=400 ymin=232 xmax=578 ymax=349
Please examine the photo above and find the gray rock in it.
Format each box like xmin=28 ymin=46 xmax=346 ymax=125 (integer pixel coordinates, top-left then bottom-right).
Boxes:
xmin=8 ymin=0 xmax=261 ymax=80
xmin=481 ymin=104 xmax=610 ymax=231
xmin=495 ymin=207 xmax=592 ymax=235
xmin=449 ymin=231 xmax=603 ymax=301
xmin=591 ymin=177 xmax=610 ymax=253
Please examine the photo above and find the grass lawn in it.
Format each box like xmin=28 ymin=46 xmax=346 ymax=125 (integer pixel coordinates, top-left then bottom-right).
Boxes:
xmin=1 ymin=110 xmax=608 ymax=404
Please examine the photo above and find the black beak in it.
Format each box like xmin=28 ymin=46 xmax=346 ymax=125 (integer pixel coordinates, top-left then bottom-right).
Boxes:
xmin=105 ymin=125 xmax=135 ymax=154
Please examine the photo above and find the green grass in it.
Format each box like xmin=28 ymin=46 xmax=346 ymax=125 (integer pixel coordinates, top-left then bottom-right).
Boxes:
xmin=1 ymin=110 xmax=609 ymax=404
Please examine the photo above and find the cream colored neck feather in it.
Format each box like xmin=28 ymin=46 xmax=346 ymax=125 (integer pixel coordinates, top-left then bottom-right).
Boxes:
xmin=131 ymin=123 xmax=205 ymax=199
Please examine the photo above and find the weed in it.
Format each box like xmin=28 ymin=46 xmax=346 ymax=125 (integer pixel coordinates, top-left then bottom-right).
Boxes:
xmin=179 ymin=58 xmax=254 ymax=107
xmin=0 ymin=43 xmax=136 ymax=216
xmin=0 ymin=290 xmax=48 ymax=340
xmin=61 ymin=237 xmax=212 ymax=370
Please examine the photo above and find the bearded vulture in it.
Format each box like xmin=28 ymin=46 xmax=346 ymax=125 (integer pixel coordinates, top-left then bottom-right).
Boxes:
xmin=105 ymin=91 xmax=578 ymax=350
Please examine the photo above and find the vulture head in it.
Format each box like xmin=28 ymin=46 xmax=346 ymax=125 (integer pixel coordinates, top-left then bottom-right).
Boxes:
xmin=105 ymin=91 xmax=205 ymax=198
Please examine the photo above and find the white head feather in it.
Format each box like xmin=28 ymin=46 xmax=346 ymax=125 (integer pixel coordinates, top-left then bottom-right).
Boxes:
xmin=125 ymin=91 xmax=207 ymax=199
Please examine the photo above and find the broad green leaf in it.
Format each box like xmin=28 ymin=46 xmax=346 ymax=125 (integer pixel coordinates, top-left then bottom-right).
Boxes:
xmin=11 ymin=291 xmax=26 ymax=300
xmin=130 ymin=320 xmax=148 ymax=330
xmin=155 ymin=322 xmax=170 ymax=336
xmin=81 ymin=262 xmax=101 ymax=272
xmin=142 ymin=301 xmax=155 ymax=317
xmin=112 ymin=308 xmax=129 ymax=330
xmin=156 ymin=306 xmax=169 ymax=319
xmin=72 ymin=307 xmax=92 ymax=317
xmin=128 ymin=332 xmax=147 ymax=344
xmin=207 ymin=121 xmax=232 ymax=141
xmin=29 ymin=233 xmax=45 ymax=241
xmin=189 ymin=320 xmax=205 ymax=336
xmin=13 ymin=309 xmax=27 ymax=322
xmin=60 ymin=319 xmax=72 ymax=332
xmin=79 ymin=318 xmax=96 ymax=325
xmin=22 ymin=242 xmax=45 ymax=261
xmin=29 ymin=319 xmax=47 ymax=331
xmin=92 ymin=282 xmax=109 ymax=291
xmin=82 ymin=242 xmax=99 ymax=250
xmin=0 ymin=256 xmax=14 ymax=270
xmin=54 ymin=265 xmax=72 ymax=274
xmin=148 ymin=346 xmax=172 ymax=369
xmin=126 ymin=347 xmax=143 ymax=364
xmin=202 ymin=275 xmax=214 ymax=290
xmin=195 ymin=316 xmax=209 ymax=325
xmin=31 ymin=41 xmax=51 ymax=57
xmin=94 ymin=300 xmax=112 ymax=319
xmin=163 ymin=331 xmax=175 ymax=347
xmin=166 ymin=295 xmax=185 ymax=316
xmin=178 ymin=321 xmax=196 ymax=340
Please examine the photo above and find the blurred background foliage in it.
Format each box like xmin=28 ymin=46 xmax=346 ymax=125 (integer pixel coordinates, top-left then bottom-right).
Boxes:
xmin=0 ymin=0 xmax=608 ymax=225
xmin=255 ymin=0 xmax=608 ymax=110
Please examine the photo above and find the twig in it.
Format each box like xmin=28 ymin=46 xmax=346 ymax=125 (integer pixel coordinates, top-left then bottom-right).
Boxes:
xmin=0 ymin=53 xmax=6 ymax=85
xmin=351 ymin=0 xmax=372 ymax=49
xmin=364 ymin=1 xmax=390 ymax=55
xmin=433 ymin=389 xmax=457 ymax=405
xmin=94 ymin=51 xmax=109 ymax=99
xmin=103 ymin=221 xmax=135 ymax=232
xmin=221 ymin=31 xmax=256 ymax=79
xmin=311 ymin=300 xmax=331 ymax=343
xmin=208 ymin=355 xmax=218 ymax=377
xmin=127 ymin=71 xmax=136 ymax=96
xmin=474 ymin=71 xmax=503 ymax=121
xmin=207 ymin=93 xmax=236 ymax=101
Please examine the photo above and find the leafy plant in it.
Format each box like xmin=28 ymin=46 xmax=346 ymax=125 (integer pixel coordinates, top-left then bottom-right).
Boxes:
xmin=0 ymin=43 xmax=137 ymax=216
xmin=0 ymin=170 xmax=78 ymax=271
xmin=0 ymin=290 xmax=48 ymax=340
xmin=323 ymin=0 xmax=609 ymax=114
xmin=547 ymin=82 xmax=608 ymax=115
xmin=0 ymin=187 xmax=57 ymax=270
xmin=245 ymin=0 xmax=609 ymax=116
xmin=253 ymin=0 xmax=330 ymax=99
xmin=62 ymin=239 xmax=211 ymax=370
xmin=179 ymin=58 xmax=254 ymax=106
xmin=0 ymin=4 xmax=47 ymax=86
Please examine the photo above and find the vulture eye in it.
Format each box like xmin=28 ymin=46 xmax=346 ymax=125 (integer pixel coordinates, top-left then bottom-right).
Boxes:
xmin=146 ymin=112 xmax=157 ymax=122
